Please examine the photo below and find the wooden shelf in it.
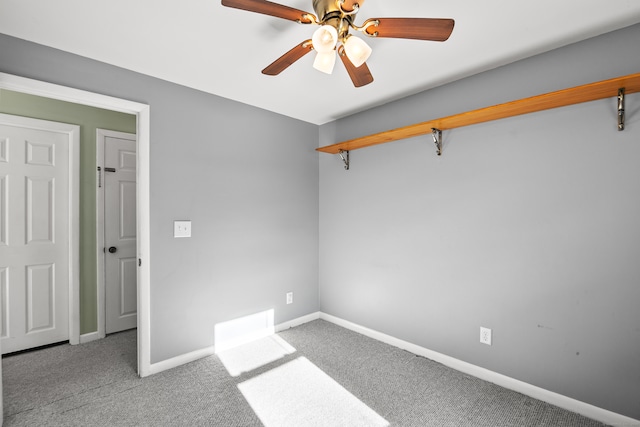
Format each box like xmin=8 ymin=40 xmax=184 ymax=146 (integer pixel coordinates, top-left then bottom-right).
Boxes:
xmin=316 ymin=72 xmax=640 ymax=154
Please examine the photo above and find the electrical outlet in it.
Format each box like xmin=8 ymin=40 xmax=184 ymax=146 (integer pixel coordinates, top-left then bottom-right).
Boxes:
xmin=286 ymin=292 xmax=293 ymax=305
xmin=480 ymin=327 xmax=492 ymax=346
xmin=173 ymin=220 xmax=191 ymax=238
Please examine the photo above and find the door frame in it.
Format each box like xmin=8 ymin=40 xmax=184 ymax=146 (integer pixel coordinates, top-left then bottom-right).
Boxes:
xmin=96 ymin=128 xmax=137 ymax=340
xmin=0 ymin=112 xmax=80 ymax=349
xmin=0 ymin=72 xmax=152 ymax=377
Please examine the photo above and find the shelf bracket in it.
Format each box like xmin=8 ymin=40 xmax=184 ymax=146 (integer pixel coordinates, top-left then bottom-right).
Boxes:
xmin=618 ymin=88 xmax=625 ymax=131
xmin=431 ymin=128 xmax=443 ymax=156
xmin=338 ymin=149 xmax=350 ymax=170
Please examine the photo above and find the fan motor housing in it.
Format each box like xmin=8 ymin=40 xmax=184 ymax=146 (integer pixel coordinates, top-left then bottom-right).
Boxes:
xmin=312 ymin=0 xmax=342 ymax=22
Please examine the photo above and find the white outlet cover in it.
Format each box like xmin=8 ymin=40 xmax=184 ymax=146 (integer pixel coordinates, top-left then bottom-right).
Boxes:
xmin=174 ymin=220 xmax=191 ymax=238
xmin=480 ymin=327 xmax=492 ymax=346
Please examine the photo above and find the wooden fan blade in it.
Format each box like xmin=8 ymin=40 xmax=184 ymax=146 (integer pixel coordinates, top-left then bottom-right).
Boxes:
xmin=338 ymin=46 xmax=373 ymax=88
xmin=341 ymin=0 xmax=365 ymax=13
xmin=262 ymin=40 xmax=314 ymax=75
xmin=364 ymin=17 xmax=455 ymax=41
xmin=221 ymin=0 xmax=315 ymax=24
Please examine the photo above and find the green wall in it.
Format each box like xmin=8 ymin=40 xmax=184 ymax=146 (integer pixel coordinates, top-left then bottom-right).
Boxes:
xmin=0 ymin=89 xmax=136 ymax=334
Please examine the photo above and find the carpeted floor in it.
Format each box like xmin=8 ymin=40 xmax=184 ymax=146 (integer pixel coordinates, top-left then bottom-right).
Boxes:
xmin=2 ymin=319 xmax=607 ymax=426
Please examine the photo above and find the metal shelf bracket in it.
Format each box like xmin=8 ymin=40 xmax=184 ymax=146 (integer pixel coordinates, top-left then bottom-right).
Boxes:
xmin=432 ymin=128 xmax=443 ymax=156
xmin=618 ymin=88 xmax=625 ymax=131
xmin=338 ymin=149 xmax=350 ymax=170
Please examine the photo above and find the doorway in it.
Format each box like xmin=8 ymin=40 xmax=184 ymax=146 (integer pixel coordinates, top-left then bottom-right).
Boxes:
xmin=0 ymin=72 xmax=152 ymax=377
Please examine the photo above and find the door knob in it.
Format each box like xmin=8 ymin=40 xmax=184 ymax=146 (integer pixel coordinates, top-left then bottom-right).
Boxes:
xmin=108 ymin=246 xmax=117 ymax=253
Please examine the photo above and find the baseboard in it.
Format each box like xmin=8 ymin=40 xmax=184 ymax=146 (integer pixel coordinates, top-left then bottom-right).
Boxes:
xmin=276 ymin=311 xmax=321 ymax=332
xmin=148 ymin=345 xmax=216 ymax=376
xmin=79 ymin=331 xmax=104 ymax=344
xmin=215 ymin=309 xmax=275 ymax=353
xmin=319 ymin=312 xmax=640 ymax=427
xmin=147 ymin=311 xmax=321 ymax=376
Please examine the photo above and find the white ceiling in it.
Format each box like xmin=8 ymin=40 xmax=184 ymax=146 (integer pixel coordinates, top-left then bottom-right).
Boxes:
xmin=2 ymin=1 xmax=640 ymax=124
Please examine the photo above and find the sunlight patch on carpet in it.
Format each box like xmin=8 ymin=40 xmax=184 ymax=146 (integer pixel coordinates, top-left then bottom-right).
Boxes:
xmin=238 ymin=357 xmax=389 ymax=427
xmin=217 ymin=334 xmax=296 ymax=377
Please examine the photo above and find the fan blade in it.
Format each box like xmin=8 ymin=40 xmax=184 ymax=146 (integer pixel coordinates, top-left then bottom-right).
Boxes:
xmin=338 ymin=46 xmax=373 ymax=88
xmin=341 ymin=0 xmax=365 ymax=12
xmin=262 ymin=40 xmax=314 ymax=75
xmin=221 ymin=0 xmax=315 ymax=24
xmin=363 ymin=17 xmax=455 ymax=41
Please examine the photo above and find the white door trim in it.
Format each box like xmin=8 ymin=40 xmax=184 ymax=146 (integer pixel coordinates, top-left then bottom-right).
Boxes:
xmin=96 ymin=128 xmax=137 ymax=339
xmin=0 ymin=112 xmax=80 ymax=348
xmin=95 ymin=129 xmax=107 ymax=342
xmin=0 ymin=72 xmax=152 ymax=377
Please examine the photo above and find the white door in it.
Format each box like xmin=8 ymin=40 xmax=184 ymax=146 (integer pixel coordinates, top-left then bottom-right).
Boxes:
xmin=0 ymin=114 xmax=78 ymax=354
xmin=100 ymin=130 xmax=137 ymax=334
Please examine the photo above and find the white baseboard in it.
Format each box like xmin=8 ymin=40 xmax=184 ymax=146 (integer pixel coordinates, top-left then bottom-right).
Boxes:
xmin=148 ymin=345 xmax=216 ymax=376
xmin=214 ymin=309 xmax=275 ymax=353
xmin=276 ymin=311 xmax=321 ymax=332
xmin=79 ymin=331 xmax=104 ymax=344
xmin=147 ymin=312 xmax=321 ymax=376
xmin=319 ymin=312 xmax=639 ymax=427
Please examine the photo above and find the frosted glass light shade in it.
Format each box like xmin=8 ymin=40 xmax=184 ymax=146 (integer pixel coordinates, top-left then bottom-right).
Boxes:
xmin=312 ymin=25 xmax=338 ymax=53
xmin=313 ymin=51 xmax=336 ymax=74
xmin=344 ymin=36 xmax=372 ymax=67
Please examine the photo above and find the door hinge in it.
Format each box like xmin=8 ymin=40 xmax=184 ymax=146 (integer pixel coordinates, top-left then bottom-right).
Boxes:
xmin=138 ymin=258 xmax=141 ymax=267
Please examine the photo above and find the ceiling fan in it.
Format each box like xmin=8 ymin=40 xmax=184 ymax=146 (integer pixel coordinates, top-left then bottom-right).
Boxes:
xmin=221 ymin=0 xmax=455 ymax=87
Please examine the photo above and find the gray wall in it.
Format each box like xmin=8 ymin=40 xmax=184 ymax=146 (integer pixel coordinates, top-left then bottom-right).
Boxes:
xmin=320 ymin=24 xmax=640 ymax=419
xmin=0 ymin=34 xmax=320 ymax=364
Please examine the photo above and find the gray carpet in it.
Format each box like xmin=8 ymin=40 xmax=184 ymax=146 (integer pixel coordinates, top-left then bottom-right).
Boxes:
xmin=2 ymin=319 xmax=607 ymax=426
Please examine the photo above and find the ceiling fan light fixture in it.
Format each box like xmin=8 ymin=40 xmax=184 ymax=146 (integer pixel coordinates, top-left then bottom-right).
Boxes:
xmin=313 ymin=50 xmax=336 ymax=74
xmin=312 ymin=25 xmax=338 ymax=53
xmin=220 ymin=0 xmax=456 ymax=88
xmin=343 ymin=35 xmax=372 ymax=67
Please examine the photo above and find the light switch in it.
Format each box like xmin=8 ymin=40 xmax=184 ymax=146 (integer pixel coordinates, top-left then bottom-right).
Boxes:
xmin=174 ymin=220 xmax=191 ymax=238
